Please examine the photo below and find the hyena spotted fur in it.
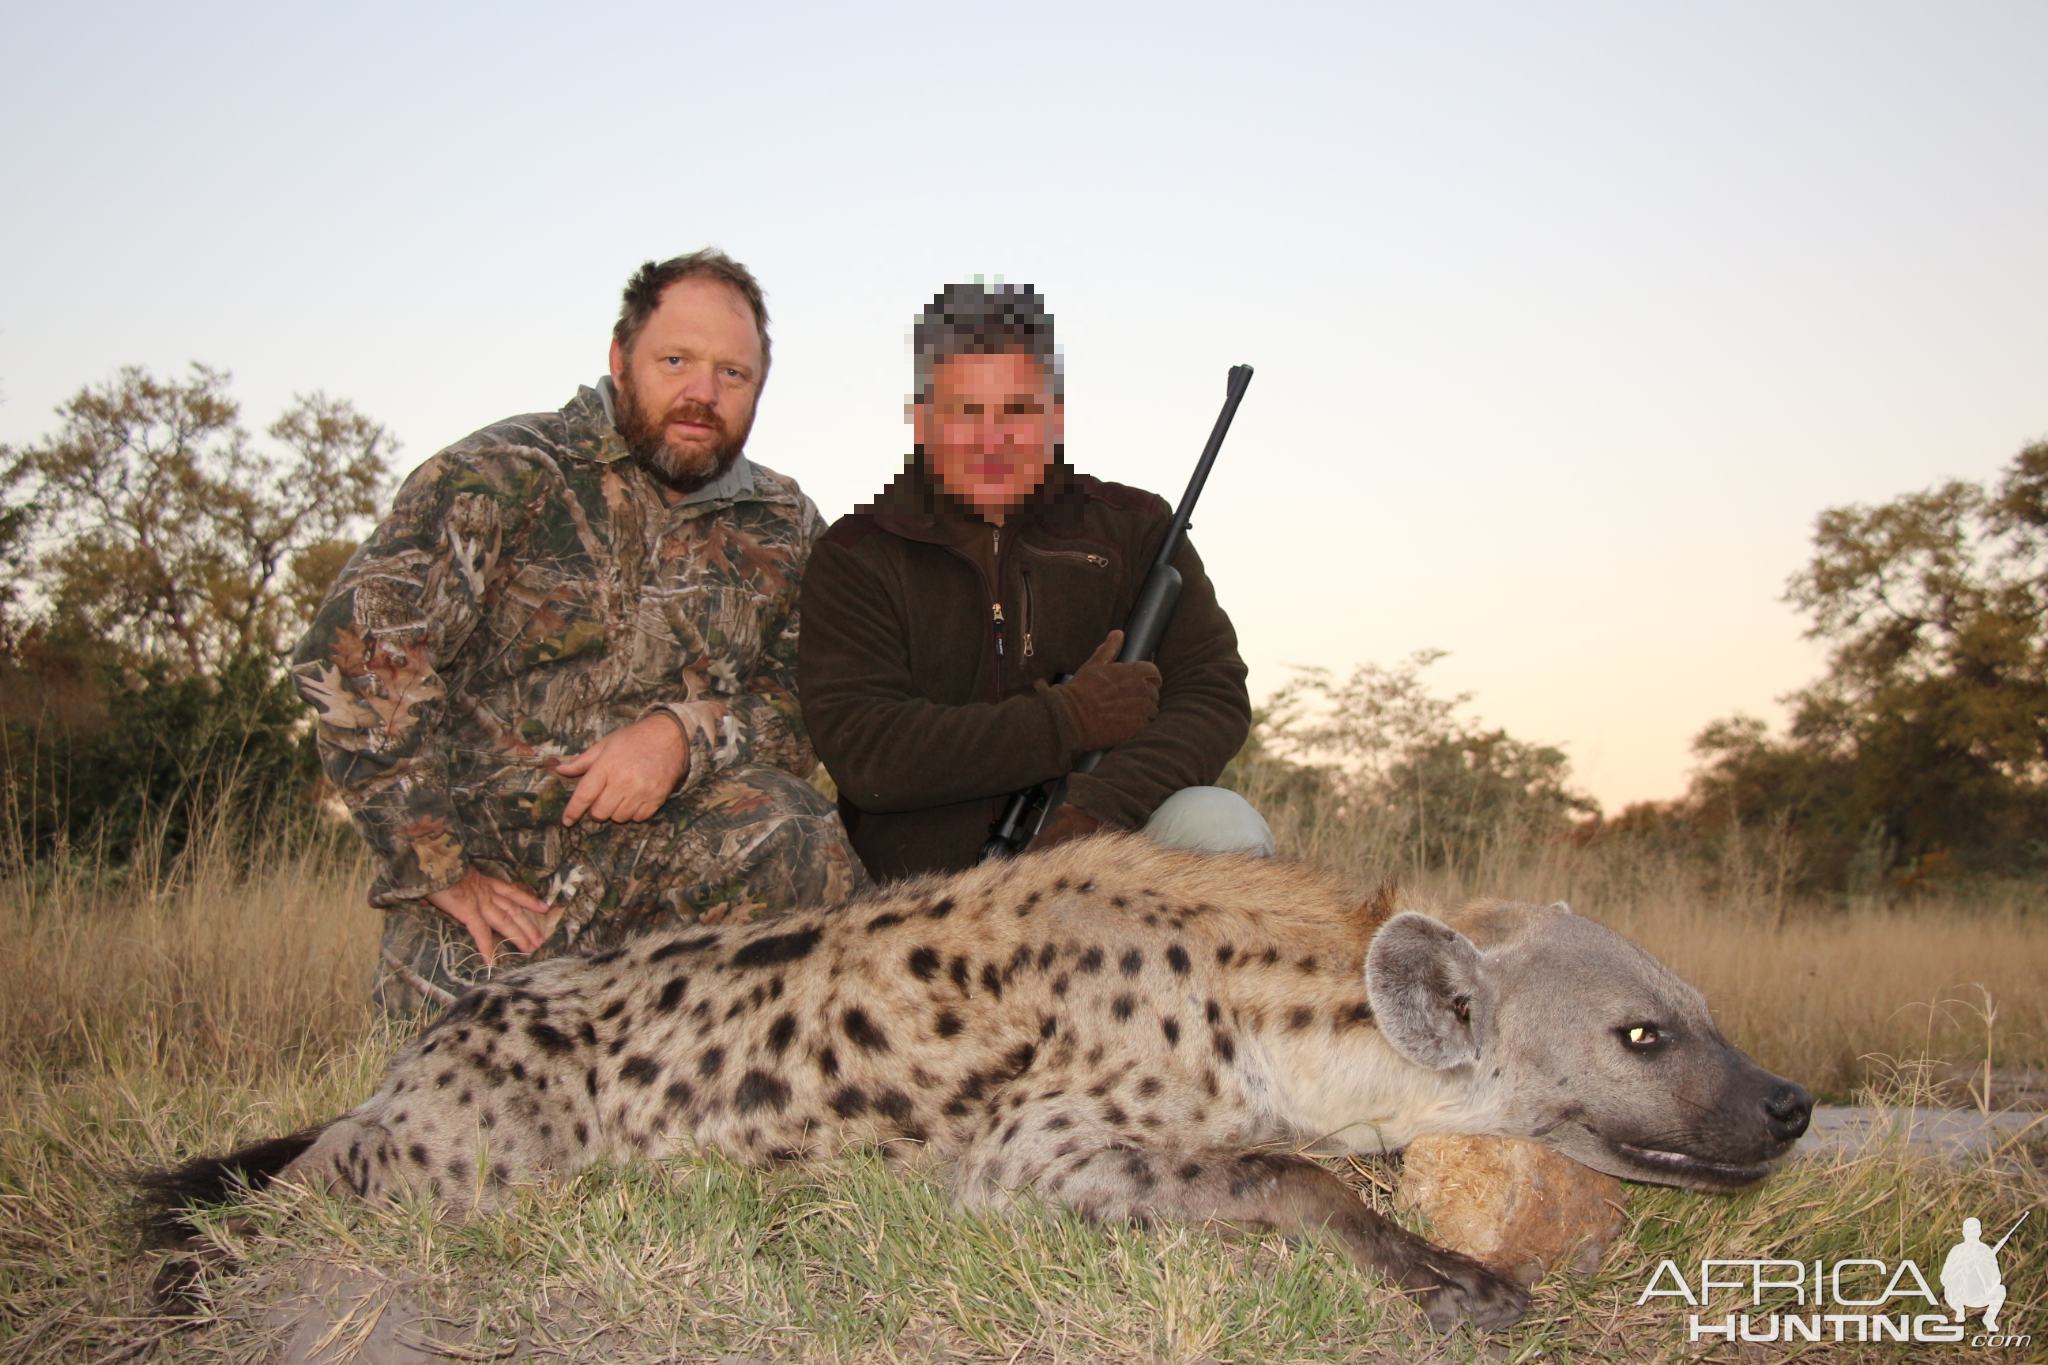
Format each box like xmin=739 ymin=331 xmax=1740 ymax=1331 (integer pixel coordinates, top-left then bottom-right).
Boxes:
xmin=146 ymin=834 xmax=1812 ymax=1332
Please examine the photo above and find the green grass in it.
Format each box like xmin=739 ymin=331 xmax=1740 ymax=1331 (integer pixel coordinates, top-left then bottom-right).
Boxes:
xmin=185 ymin=1153 xmax=1414 ymax=1362
xmin=2 ymin=822 xmax=2045 ymax=1362
xmin=7 ymin=1020 xmax=2043 ymax=1363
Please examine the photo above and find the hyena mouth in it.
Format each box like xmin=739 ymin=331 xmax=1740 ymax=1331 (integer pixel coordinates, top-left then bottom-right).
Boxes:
xmin=1615 ymin=1142 xmax=1775 ymax=1188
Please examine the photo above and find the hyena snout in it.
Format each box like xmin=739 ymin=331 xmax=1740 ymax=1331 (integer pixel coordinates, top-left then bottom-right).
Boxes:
xmin=1706 ymin=1054 xmax=1814 ymax=1164
xmin=1762 ymin=1078 xmax=1813 ymax=1145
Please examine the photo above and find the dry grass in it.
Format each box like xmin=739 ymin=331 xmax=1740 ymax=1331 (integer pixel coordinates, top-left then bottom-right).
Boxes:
xmin=1 ymin=811 xmax=2045 ymax=1362
xmin=0 ymin=820 xmax=391 ymax=1362
xmin=0 ymin=824 xmax=377 ymax=1088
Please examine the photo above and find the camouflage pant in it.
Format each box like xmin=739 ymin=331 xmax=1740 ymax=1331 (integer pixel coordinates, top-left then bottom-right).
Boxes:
xmin=372 ymin=763 xmax=869 ymax=1016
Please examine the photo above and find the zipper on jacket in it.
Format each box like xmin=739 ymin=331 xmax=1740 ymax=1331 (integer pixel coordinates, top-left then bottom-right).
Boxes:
xmin=988 ymin=522 xmax=1010 ymax=697
xmin=1025 ymin=548 xmax=1111 ymax=568
xmin=932 ymin=537 xmax=1008 ymax=704
xmin=1020 ymin=571 xmax=1035 ymax=659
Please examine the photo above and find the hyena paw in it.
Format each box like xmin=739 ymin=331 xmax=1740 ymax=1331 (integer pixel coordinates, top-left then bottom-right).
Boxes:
xmin=1417 ymin=1250 xmax=1529 ymax=1333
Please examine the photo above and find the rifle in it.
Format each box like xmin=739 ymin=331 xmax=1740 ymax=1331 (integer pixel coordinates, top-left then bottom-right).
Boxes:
xmin=978 ymin=363 xmax=1254 ymax=862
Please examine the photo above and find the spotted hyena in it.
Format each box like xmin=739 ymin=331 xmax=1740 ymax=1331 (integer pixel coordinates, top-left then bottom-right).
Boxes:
xmin=145 ymin=835 xmax=1811 ymax=1332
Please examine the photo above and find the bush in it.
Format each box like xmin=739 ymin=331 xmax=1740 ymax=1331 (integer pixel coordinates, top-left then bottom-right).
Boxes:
xmin=1 ymin=653 xmax=319 ymax=867
xmin=1227 ymin=651 xmax=1597 ymax=874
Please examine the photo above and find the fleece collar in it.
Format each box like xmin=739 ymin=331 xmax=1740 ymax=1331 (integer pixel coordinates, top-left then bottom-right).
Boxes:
xmin=864 ymin=453 xmax=1085 ymax=545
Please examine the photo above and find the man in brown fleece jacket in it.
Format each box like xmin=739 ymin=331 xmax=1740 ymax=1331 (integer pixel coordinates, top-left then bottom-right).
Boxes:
xmin=797 ymin=282 xmax=1267 ymax=882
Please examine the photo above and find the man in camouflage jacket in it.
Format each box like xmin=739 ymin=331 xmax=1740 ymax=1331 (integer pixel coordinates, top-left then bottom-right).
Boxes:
xmin=294 ymin=252 xmax=866 ymax=1013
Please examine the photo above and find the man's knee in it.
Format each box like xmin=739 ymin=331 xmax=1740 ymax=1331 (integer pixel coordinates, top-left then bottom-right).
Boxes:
xmin=370 ymin=903 xmax=477 ymax=1019
xmin=1141 ymin=786 xmax=1275 ymax=856
xmin=719 ymin=763 xmax=839 ymax=819
xmin=677 ymin=763 xmax=870 ymax=904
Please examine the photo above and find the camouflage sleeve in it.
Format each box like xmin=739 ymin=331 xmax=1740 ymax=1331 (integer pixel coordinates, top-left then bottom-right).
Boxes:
xmin=643 ymin=493 xmax=822 ymax=790
xmin=290 ymin=454 xmax=506 ymax=906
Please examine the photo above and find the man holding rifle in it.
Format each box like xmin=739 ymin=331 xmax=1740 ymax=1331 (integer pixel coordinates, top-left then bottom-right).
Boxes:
xmin=798 ymin=282 xmax=1267 ymax=881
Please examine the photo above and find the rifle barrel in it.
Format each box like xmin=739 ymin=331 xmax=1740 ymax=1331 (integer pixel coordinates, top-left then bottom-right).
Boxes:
xmin=1153 ymin=364 xmax=1253 ymax=572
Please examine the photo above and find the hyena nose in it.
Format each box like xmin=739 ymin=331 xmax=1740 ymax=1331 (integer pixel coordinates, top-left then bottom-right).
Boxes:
xmin=1763 ymin=1081 xmax=1812 ymax=1143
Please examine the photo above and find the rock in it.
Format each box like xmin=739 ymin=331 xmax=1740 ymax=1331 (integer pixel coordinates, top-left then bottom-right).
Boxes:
xmin=1396 ymin=1135 xmax=1627 ymax=1287
xmin=1798 ymin=1105 xmax=2046 ymax=1161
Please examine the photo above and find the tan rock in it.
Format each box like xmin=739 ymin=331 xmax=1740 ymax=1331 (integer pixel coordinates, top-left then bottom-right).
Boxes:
xmin=1396 ymin=1135 xmax=1627 ymax=1287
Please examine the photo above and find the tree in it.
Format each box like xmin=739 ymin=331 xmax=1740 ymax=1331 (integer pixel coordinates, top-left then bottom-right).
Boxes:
xmin=0 ymin=365 xmax=395 ymax=865
xmin=1791 ymin=442 xmax=2048 ymax=784
xmin=1252 ymin=650 xmax=1596 ymax=866
xmin=1684 ymin=441 xmax=2048 ymax=887
xmin=0 ymin=449 xmax=32 ymax=655
xmin=10 ymin=364 xmax=394 ymax=675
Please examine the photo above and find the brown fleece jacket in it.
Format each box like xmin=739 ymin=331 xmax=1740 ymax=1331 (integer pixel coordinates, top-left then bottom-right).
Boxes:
xmin=797 ymin=458 xmax=1251 ymax=881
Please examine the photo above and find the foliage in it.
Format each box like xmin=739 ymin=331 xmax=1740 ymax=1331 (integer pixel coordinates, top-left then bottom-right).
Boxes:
xmin=1239 ymin=650 xmax=1597 ymax=869
xmin=0 ymin=451 xmax=32 ymax=655
xmin=1680 ymin=442 xmax=2048 ymax=891
xmin=7 ymin=363 xmax=393 ymax=676
xmin=1 ymin=654 xmax=320 ymax=867
xmin=0 ymin=364 xmax=392 ymax=869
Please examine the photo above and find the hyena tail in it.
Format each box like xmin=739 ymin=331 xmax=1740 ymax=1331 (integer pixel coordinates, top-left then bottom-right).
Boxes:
xmin=134 ymin=1124 xmax=330 ymax=1245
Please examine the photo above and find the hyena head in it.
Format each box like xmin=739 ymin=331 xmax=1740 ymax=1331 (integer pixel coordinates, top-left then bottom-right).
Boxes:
xmin=1365 ymin=901 xmax=1812 ymax=1191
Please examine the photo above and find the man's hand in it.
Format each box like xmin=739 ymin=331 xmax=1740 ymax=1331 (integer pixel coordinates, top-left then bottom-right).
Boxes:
xmin=1056 ymin=630 xmax=1162 ymax=752
xmin=552 ymin=714 xmax=690 ymax=826
xmin=425 ymin=869 xmax=554 ymax=967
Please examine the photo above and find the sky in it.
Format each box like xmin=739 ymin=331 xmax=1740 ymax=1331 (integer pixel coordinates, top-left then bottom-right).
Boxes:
xmin=2 ymin=1 xmax=2043 ymax=811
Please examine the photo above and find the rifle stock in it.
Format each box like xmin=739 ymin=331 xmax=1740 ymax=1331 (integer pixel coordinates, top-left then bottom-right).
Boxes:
xmin=979 ymin=364 xmax=1252 ymax=862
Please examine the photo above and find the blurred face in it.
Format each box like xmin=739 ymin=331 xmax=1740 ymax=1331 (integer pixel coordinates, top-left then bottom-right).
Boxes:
xmin=915 ymin=351 xmax=1062 ymax=521
xmin=608 ymin=276 xmax=765 ymax=491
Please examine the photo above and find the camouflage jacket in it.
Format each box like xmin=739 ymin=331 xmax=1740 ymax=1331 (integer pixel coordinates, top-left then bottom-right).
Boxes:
xmin=292 ymin=381 xmax=824 ymax=907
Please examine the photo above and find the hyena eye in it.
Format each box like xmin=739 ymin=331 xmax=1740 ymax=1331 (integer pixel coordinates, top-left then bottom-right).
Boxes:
xmin=1621 ymin=1024 xmax=1662 ymax=1051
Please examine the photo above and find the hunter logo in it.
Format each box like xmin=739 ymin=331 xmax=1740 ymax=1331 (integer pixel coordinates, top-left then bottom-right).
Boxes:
xmin=1638 ymin=1213 xmax=2030 ymax=1348
xmin=1943 ymin=1213 xmax=2025 ymax=1337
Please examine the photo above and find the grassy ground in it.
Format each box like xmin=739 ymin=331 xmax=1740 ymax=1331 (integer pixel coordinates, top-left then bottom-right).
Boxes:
xmin=2 ymin=816 xmax=2045 ymax=1362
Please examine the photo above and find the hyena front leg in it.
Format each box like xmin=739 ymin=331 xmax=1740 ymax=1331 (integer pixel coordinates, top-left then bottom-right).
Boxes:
xmin=954 ymin=1116 xmax=1527 ymax=1333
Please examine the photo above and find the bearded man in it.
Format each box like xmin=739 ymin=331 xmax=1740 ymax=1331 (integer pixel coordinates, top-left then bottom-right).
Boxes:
xmin=295 ymin=250 xmax=866 ymax=1013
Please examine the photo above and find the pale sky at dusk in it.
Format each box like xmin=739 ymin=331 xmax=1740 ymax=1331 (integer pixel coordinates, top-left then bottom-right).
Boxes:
xmin=3 ymin=2 xmax=2043 ymax=810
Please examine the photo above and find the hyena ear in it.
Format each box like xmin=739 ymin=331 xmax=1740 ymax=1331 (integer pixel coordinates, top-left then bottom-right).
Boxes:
xmin=1365 ymin=912 xmax=1494 ymax=1070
